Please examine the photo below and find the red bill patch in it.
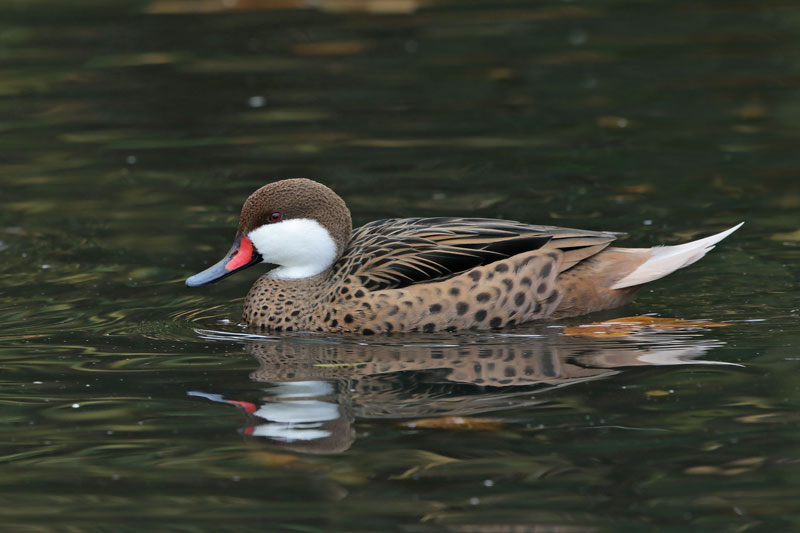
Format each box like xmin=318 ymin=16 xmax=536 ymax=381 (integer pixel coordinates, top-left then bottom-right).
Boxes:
xmin=225 ymin=236 xmax=254 ymax=271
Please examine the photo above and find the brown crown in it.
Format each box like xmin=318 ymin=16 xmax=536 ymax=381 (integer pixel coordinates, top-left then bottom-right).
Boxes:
xmin=238 ymin=178 xmax=352 ymax=254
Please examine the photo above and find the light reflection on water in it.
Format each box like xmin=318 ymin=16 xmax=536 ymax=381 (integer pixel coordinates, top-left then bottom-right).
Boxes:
xmin=188 ymin=328 xmax=736 ymax=454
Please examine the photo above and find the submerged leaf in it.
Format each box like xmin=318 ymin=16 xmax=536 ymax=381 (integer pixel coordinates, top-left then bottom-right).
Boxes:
xmin=250 ymin=451 xmax=303 ymax=467
xmin=398 ymin=416 xmax=504 ymax=431
xmin=563 ymin=316 xmax=732 ymax=338
xmin=389 ymin=450 xmax=462 ymax=480
xmin=596 ymin=115 xmax=633 ymax=128
xmin=769 ymin=229 xmax=800 ymax=242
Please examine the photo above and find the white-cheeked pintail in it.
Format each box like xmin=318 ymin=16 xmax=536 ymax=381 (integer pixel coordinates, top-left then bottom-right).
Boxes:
xmin=186 ymin=178 xmax=742 ymax=334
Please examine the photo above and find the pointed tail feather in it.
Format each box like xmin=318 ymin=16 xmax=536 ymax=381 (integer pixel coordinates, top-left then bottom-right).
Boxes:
xmin=609 ymin=222 xmax=743 ymax=290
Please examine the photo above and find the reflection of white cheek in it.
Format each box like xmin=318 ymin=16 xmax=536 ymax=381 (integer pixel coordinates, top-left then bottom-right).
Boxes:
xmin=252 ymin=424 xmax=332 ymax=442
xmin=269 ymin=380 xmax=334 ymax=399
xmin=248 ymin=218 xmax=338 ymax=279
xmin=253 ymin=424 xmax=331 ymax=441
xmin=251 ymin=399 xmax=339 ymax=442
xmin=254 ymin=400 xmax=340 ymax=424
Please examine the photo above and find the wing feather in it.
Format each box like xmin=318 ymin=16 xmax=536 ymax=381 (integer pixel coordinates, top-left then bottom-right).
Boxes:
xmin=337 ymin=217 xmax=620 ymax=290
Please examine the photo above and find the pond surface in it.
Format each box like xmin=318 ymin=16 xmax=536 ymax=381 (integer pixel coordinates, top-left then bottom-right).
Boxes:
xmin=2 ymin=0 xmax=800 ymax=530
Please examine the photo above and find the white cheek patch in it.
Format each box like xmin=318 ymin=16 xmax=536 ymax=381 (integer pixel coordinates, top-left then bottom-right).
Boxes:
xmin=248 ymin=218 xmax=338 ymax=279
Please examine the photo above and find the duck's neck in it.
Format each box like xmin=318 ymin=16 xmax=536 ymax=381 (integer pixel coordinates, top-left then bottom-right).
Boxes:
xmin=243 ymin=269 xmax=335 ymax=330
xmin=262 ymin=267 xmax=333 ymax=291
xmin=268 ymin=264 xmax=331 ymax=280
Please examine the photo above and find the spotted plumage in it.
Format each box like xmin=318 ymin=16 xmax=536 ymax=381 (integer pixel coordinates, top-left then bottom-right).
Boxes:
xmin=187 ymin=178 xmax=742 ymax=333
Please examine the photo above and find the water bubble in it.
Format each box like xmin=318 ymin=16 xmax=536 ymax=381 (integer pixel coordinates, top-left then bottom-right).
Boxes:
xmin=568 ymin=29 xmax=587 ymax=46
xmin=248 ymin=96 xmax=266 ymax=108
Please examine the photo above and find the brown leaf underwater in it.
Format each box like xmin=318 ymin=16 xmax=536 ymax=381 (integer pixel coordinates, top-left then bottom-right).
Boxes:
xmin=563 ymin=316 xmax=733 ymax=338
xmin=398 ymin=417 xmax=504 ymax=432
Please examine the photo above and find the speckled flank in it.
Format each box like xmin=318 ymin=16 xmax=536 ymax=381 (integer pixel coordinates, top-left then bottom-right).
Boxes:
xmin=244 ymin=249 xmax=565 ymax=333
xmin=361 ymin=250 xmax=564 ymax=333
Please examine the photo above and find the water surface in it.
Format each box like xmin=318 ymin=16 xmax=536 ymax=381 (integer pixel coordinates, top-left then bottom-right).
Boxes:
xmin=2 ymin=0 xmax=799 ymax=530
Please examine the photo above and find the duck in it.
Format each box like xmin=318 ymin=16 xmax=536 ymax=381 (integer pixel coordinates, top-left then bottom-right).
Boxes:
xmin=186 ymin=178 xmax=742 ymax=334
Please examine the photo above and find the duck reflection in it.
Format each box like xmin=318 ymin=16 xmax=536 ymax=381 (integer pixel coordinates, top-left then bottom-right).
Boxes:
xmin=190 ymin=327 xmax=734 ymax=453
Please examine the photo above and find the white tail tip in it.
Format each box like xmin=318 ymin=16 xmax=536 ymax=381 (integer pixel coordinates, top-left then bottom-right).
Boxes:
xmin=610 ymin=222 xmax=743 ymax=290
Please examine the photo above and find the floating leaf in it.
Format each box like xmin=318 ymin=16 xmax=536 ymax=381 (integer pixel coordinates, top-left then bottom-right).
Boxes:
xmin=769 ymin=229 xmax=800 ymax=242
xmin=684 ymin=465 xmax=722 ymax=475
xmin=86 ymin=52 xmax=181 ymax=68
xmin=488 ymin=67 xmax=514 ymax=80
xmin=733 ymin=97 xmax=767 ymax=119
xmin=398 ymin=416 xmax=504 ymax=432
xmin=563 ymin=316 xmax=732 ymax=338
xmin=321 ymin=0 xmax=420 ymax=14
xmin=145 ymin=0 xmax=419 ymax=15
xmin=616 ymin=184 xmax=655 ymax=194
xmin=250 ymin=451 xmax=302 ymax=467
xmin=686 ymin=455 xmax=765 ymax=477
xmin=729 ymin=456 xmax=766 ymax=467
xmin=596 ymin=115 xmax=632 ymax=129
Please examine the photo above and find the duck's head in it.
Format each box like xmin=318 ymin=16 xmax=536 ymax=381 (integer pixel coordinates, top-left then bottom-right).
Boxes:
xmin=186 ymin=178 xmax=352 ymax=287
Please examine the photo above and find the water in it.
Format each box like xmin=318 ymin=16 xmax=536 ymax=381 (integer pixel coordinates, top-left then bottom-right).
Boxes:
xmin=2 ymin=0 xmax=800 ymax=530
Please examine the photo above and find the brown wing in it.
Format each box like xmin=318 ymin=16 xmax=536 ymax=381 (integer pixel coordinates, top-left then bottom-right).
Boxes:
xmin=337 ymin=217 xmax=622 ymax=291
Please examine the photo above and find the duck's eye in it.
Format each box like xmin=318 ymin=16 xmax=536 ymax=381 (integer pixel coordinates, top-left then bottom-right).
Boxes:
xmin=269 ymin=212 xmax=282 ymax=223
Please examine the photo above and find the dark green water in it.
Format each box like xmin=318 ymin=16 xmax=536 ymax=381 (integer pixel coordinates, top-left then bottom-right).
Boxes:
xmin=2 ymin=0 xmax=800 ymax=530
